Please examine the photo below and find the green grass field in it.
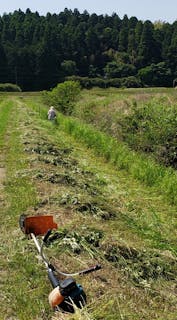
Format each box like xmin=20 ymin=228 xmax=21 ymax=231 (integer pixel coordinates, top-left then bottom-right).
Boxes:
xmin=0 ymin=88 xmax=176 ymax=320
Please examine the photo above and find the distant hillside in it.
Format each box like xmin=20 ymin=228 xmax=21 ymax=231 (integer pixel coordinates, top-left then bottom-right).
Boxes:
xmin=0 ymin=8 xmax=176 ymax=90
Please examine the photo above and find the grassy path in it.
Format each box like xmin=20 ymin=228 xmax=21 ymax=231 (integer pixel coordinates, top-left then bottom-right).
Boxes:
xmin=0 ymin=101 xmax=52 ymax=320
xmin=0 ymin=95 xmax=177 ymax=320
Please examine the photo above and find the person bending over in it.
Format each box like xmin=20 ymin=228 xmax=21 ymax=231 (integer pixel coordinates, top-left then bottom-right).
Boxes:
xmin=48 ymin=106 xmax=56 ymax=120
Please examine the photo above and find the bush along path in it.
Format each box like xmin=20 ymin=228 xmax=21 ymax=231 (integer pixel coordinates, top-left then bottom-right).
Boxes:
xmin=0 ymin=95 xmax=177 ymax=320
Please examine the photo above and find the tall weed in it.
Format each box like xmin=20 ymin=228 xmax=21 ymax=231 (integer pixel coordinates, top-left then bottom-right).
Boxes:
xmin=120 ymin=99 xmax=177 ymax=168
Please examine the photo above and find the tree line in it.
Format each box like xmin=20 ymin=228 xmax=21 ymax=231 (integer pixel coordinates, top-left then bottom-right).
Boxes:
xmin=0 ymin=8 xmax=177 ymax=91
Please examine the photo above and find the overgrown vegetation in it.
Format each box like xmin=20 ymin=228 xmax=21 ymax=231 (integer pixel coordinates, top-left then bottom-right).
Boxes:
xmin=73 ymin=87 xmax=177 ymax=169
xmin=119 ymin=99 xmax=177 ymax=168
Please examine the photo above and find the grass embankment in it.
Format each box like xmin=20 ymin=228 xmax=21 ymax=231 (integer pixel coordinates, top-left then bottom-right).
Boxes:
xmin=73 ymin=87 xmax=177 ymax=201
xmin=0 ymin=93 xmax=177 ymax=320
xmin=56 ymin=112 xmax=177 ymax=207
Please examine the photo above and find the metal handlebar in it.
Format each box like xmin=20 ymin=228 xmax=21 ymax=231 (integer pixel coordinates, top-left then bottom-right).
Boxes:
xmin=38 ymin=230 xmax=102 ymax=277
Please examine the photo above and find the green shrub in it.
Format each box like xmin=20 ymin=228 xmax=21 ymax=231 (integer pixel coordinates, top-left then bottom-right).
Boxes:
xmin=138 ymin=63 xmax=173 ymax=87
xmin=66 ymin=76 xmax=106 ymax=88
xmin=0 ymin=83 xmax=22 ymax=92
xmin=120 ymin=76 xmax=142 ymax=88
xmin=42 ymin=80 xmax=81 ymax=115
xmin=107 ymin=78 xmax=121 ymax=88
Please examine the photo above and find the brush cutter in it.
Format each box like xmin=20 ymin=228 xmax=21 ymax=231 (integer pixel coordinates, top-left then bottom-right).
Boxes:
xmin=19 ymin=214 xmax=101 ymax=313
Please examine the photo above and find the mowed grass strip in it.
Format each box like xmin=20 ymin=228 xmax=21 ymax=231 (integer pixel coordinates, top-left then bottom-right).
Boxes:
xmin=0 ymin=98 xmax=53 ymax=319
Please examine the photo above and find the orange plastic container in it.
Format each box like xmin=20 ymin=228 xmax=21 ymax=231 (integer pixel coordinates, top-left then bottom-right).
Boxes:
xmin=24 ymin=215 xmax=58 ymax=235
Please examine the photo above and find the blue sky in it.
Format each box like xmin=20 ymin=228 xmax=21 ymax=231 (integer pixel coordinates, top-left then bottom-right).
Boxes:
xmin=0 ymin=0 xmax=176 ymax=23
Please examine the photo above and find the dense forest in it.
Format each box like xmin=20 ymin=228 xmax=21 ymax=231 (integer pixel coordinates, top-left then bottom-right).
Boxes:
xmin=0 ymin=8 xmax=177 ymax=91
